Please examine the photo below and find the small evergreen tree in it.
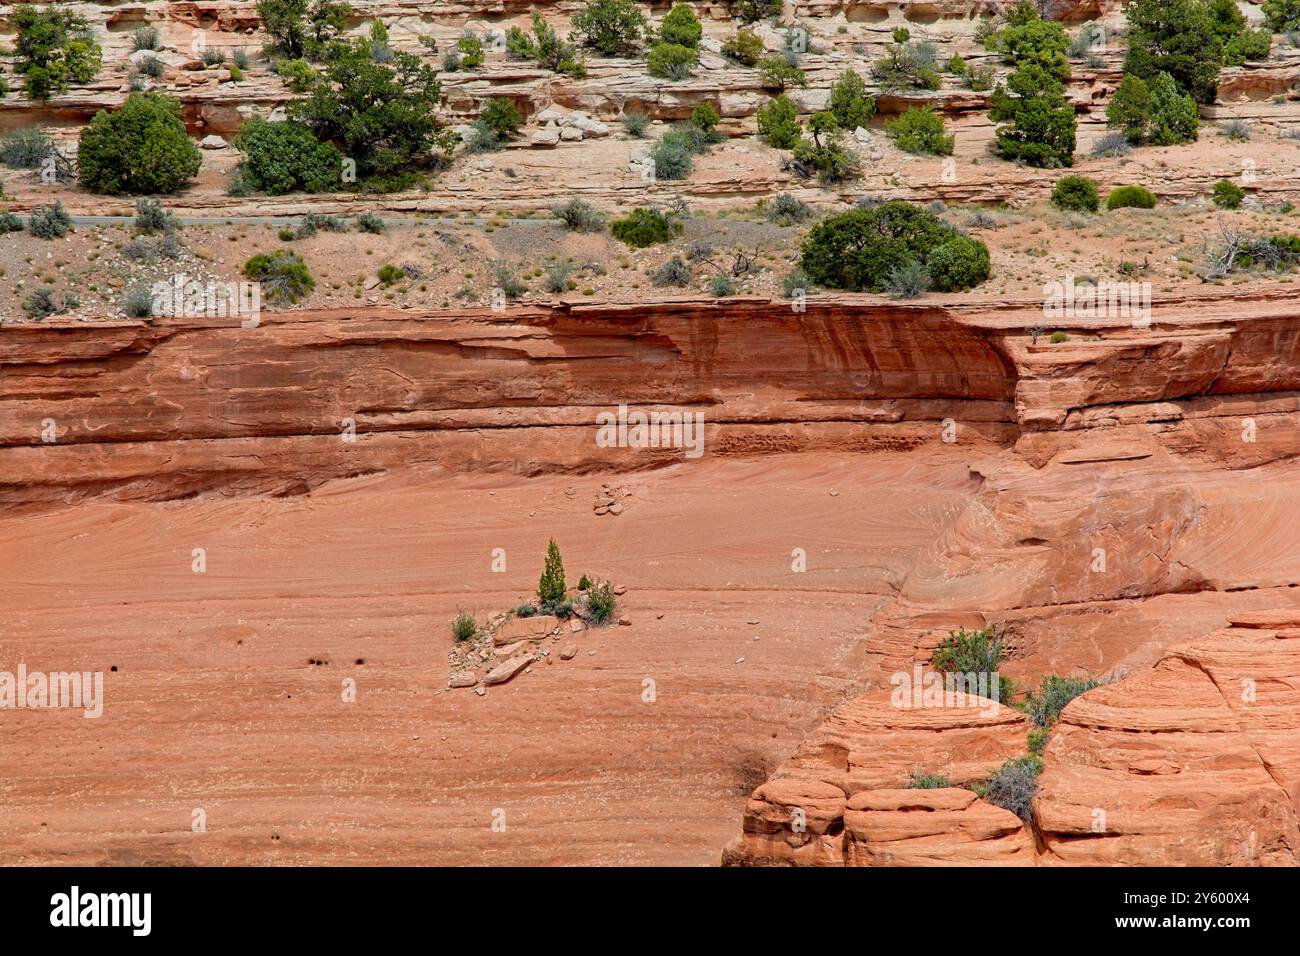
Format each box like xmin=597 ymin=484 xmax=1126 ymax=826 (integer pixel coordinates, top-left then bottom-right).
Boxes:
xmin=538 ymin=538 xmax=567 ymax=604
xmin=990 ymin=63 xmax=1076 ymax=167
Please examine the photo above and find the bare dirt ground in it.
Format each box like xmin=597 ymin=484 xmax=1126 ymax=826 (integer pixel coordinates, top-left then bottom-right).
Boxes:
xmin=0 ymin=452 xmax=985 ymax=865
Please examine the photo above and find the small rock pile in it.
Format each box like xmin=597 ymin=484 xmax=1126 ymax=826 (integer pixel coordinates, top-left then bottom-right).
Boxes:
xmin=446 ymin=592 xmax=625 ymax=693
xmin=593 ymin=482 xmax=629 ymax=517
xmin=530 ymin=108 xmax=611 ymax=148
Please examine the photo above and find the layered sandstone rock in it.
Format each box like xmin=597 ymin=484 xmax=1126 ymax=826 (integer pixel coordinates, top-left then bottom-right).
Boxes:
xmin=722 ymin=688 xmax=1030 ymax=865
xmin=1035 ymin=613 xmax=1300 ymax=865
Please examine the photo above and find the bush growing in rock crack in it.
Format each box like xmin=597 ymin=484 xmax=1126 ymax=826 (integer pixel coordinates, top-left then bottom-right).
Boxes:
xmin=977 ymin=754 xmax=1043 ymax=822
xmin=1022 ymin=674 xmax=1100 ymax=729
xmin=929 ymin=624 xmax=1015 ymax=701
xmin=906 ymin=771 xmax=951 ymax=789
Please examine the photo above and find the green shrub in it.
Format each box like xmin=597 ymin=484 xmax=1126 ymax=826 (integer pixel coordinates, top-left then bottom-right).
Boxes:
xmin=457 ymin=35 xmax=485 ymax=68
xmin=729 ymin=0 xmax=782 ymax=24
xmin=538 ymin=538 xmax=567 ymax=604
xmin=782 ymin=266 xmax=810 ymax=297
xmin=709 ymin=273 xmax=737 ymax=296
xmin=1023 ymin=675 xmax=1100 ymax=728
xmin=926 ymin=235 xmax=991 ymax=292
xmin=451 ymin=610 xmax=477 ymax=641
xmin=571 ymin=0 xmax=646 ymax=56
xmin=651 ymin=130 xmax=695 ymax=179
xmin=12 ymin=4 xmax=102 ymax=99
xmin=977 ymin=755 xmax=1042 ymax=822
xmin=990 ymin=63 xmax=1075 ymax=167
xmin=1049 ymin=330 xmax=1069 ymax=343
xmin=1050 ymin=174 xmax=1100 ymax=212
xmin=136 ymin=55 xmax=165 ymax=79
xmin=505 ymin=14 xmax=586 ymax=77
xmin=1123 ymin=0 xmax=1222 ymax=105
xmin=1147 ymin=72 xmax=1199 ymax=145
xmin=0 ymin=212 xmax=22 ymax=233
xmin=647 ymin=42 xmax=696 ymax=80
xmin=765 ymin=192 xmax=813 ymax=225
xmin=1106 ymin=74 xmax=1151 ymax=144
xmin=243 ymin=250 xmax=315 ymax=305
xmin=929 ymin=624 xmax=1014 ymax=701
xmin=906 ymin=771 xmax=951 ymax=789
xmin=585 ymin=579 xmax=617 ymax=625
xmin=690 ymin=101 xmax=721 ymax=133
xmin=355 ymin=212 xmax=386 ymax=234
xmin=610 ymin=207 xmax=681 ymax=247
xmin=992 ymin=1 xmax=1069 ymax=79
xmin=134 ymin=198 xmax=178 ymax=235
xmin=275 ymin=58 xmax=316 ymax=92
xmin=653 ymin=256 xmax=691 ymax=286
xmin=578 ymin=575 xmax=592 ymax=590
xmin=78 ymin=93 xmax=202 ymax=195
xmin=1224 ymin=27 xmax=1272 ymax=66
xmin=757 ymin=94 xmax=801 ymax=149
xmin=885 ymin=107 xmax=954 ymax=155
xmin=757 ymin=55 xmax=806 ymax=91
xmin=621 ymin=112 xmax=652 ymax=137
xmin=291 ymin=37 xmax=458 ymax=184
xmin=722 ymin=29 xmax=764 ymax=66
xmin=554 ymin=198 xmax=606 ymax=232
xmin=659 ymin=4 xmax=702 ymax=48
xmin=885 ymin=259 xmax=928 ymax=298
xmin=1106 ymin=184 xmax=1157 ymax=210
xmin=233 ymin=117 xmax=342 ymax=195
xmin=1212 ymin=178 xmax=1246 ymax=209
xmin=377 ymin=263 xmax=403 ymax=286
xmin=792 ymin=118 xmax=861 ymax=185
xmin=827 ymin=70 xmax=875 ymax=130
xmin=800 ymin=202 xmax=990 ymax=295
xmin=202 ymin=48 xmax=228 ymax=67
xmin=1264 ymin=0 xmax=1300 ymax=32
xmin=0 ymin=128 xmax=53 ymax=169
xmin=27 ymin=201 xmax=72 ymax=239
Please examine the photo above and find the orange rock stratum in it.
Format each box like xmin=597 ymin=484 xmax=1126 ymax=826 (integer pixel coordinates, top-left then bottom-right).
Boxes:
xmin=3 ymin=295 xmax=1300 ymax=865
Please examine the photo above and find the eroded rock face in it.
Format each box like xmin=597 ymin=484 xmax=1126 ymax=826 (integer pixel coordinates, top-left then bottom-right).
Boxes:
xmin=722 ymin=689 xmax=1030 ymax=865
xmin=1035 ymin=614 xmax=1300 ymax=866
xmin=727 ymin=614 xmax=1300 ymax=866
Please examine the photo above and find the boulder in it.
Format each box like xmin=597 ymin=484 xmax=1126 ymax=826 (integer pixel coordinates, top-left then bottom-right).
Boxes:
xmin=493 ymin=615 xmax=558 ymax=646
xmin=483 ymin=653 xmax=533 ymax=686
